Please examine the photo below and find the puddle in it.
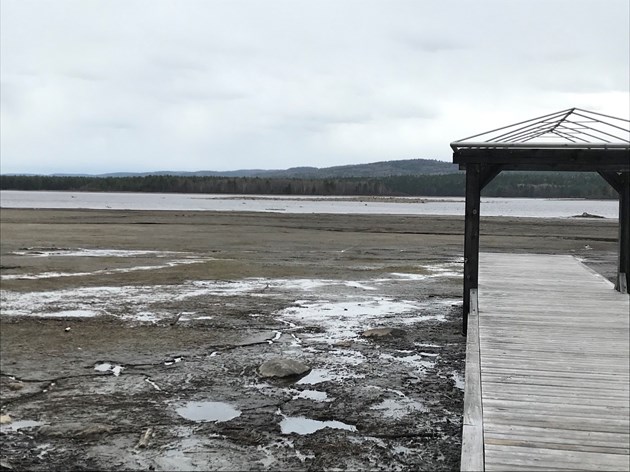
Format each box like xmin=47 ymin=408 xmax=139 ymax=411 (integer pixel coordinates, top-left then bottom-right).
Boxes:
xmin=370 ymin=398 xmax=428 ymax=418
xmin=94 ymin=362 xmax=124 ymax=376
xmin=175 ymin=401 xmax=241 ymax=423
xmin=0 ymin=420 xmax=45 ymax=432
xmin=280 ymin=416 xmax=356 ymax=435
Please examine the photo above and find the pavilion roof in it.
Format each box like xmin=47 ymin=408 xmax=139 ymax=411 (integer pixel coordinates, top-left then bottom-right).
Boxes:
xmin=450 ymin=108 xmax=630 ymax=151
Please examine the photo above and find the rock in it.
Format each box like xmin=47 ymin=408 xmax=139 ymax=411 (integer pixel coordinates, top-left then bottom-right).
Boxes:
xmin=0 ymin=414 xmax=12 ymax=424
xmin=258 ymin=358 xmax=310 ymax=378
xmin=572 ymin=212 xmax=604 ymax=219
xmin=7 ymin=382 xmax=23 ymax=391
xmin=136 ymin=426 xmax=154 ymax=448
xmin=362 ymin=327 xmax=405 ymax=338
xmin=38 ymin=422 xmax=113 ymax=438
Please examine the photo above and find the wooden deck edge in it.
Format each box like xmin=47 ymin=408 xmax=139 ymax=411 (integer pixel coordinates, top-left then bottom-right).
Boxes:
xmin=572 ymin=255 xmax=617 ymax=289
xmin=461 ymin=289 xmax=484 ymax=472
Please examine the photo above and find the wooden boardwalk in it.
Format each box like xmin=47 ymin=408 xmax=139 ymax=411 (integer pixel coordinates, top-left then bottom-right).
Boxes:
xmin=462 ymin=253 xmax=630 ymax=471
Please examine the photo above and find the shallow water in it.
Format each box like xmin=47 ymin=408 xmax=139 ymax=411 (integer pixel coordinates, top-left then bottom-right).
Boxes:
xmin=0 ymin=191 xmax=619 ymax=218
xmin=175 ymin=401 xmax=241 ymax=423
xmin=0 ymin=420 xmax=44 ymax=432
xmin=279 ymin=416 xmax=356 ymax=435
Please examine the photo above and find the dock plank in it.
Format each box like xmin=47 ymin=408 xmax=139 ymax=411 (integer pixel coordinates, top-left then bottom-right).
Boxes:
xmin=461 ymin=253 xmax=630 ymax=471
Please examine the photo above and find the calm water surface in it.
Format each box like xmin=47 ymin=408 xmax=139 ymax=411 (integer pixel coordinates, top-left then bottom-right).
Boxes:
xmin=0 ymin=190 xmax=619 ymax=219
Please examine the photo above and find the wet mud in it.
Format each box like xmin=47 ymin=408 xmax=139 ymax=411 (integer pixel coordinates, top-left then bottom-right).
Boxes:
xmin=0 ymin=209 xmax=618 ymax=471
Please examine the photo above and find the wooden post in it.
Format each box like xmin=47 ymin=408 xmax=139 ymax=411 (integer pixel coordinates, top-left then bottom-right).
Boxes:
xmin=618 ymin=173 xmax=629 ymax=293
xmin=463 ymin=164 xmax=481 ymax=335
xmin=599 ymin=171 xmax=630 ymax=294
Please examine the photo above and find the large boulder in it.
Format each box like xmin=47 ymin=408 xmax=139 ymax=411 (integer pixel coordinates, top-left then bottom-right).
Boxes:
xmin=361 ymin=327 xmax=406 ymax=338
xmin=258 ymin=358 xmax=310 ymax=379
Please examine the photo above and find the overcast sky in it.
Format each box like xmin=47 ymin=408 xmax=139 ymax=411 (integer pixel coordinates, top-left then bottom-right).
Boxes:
xmin=1 ymin=0 xmax=628 ymax=174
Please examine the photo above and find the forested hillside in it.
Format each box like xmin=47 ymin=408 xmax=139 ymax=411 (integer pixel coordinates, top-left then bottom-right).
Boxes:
xmin=47 ymin=158 xmax=457 ymax=179
xmin=1 ymin=172 xmax=618 ymax=199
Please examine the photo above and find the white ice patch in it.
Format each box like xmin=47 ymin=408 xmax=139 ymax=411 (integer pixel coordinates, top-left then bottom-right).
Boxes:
xmin=388 ymin=273 xmax=428 ymax=280
xmin=32 ymin=309 xmax=99 ymax=318
xmin=145 ymin=378 xmax=162 ymax=391
xmin=268 ymin=331 xmax=282 ymax=344
xmin=329 ymin=349 xmax=365 ymax=366
xmin=451 ymin=371 xmax=465 ymax=391
xmin=344 ymin=281 xmax=377 ymax=290
xmin=423 ymin=260 xmax=463 ymax=278
xmin=1 ymin=277 xmax=455 ymax=325
xmin=296 ymin=368 xmax=363 ymax=385
xmin=386 ymin=260 xmax=462 ymax=281
xmin=11 ymin=248 xmax=183 ymax=258
xmin=379 ymin=353 xmax=437 ymax=371
xmin=127 ymin=312 xmax=159 ymax=323
xmin=1 ymin=258 xmax=213 ymax=280
xmin=293 ymin=390 xmax=329 ymax=402
xmin=370 ymin=398 xmax=428 ymax=418
xmin=277 ymin=298 xmax=445 ymax=344
xmin=94 ymin=362 xmax=124 ymax=376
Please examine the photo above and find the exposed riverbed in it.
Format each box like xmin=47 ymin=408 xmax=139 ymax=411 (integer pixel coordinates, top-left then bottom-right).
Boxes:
xmin=0 ymin=209 xmax=618 ymax=471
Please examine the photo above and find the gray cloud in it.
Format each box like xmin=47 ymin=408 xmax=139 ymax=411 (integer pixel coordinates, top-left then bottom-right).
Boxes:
xmin=1 ymin=0 xmax=628 ymax=174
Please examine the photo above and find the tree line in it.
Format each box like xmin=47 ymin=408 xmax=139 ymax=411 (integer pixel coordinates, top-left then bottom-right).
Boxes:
xmin=0 ymin=172 xmax=618 ymax=199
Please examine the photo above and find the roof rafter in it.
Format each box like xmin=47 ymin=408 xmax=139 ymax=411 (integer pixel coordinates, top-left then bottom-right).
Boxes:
xmin=451 ymin=108 xmax=630 ymax=151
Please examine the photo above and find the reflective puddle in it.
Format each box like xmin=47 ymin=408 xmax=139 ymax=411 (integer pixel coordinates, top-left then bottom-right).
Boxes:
xmin=0 ymin=420 xmax=44 ymax=432
xmin=280 ymin=416 xmax=356 ymax=435
xmin=175 ymin=401 xmax=241 ymax=423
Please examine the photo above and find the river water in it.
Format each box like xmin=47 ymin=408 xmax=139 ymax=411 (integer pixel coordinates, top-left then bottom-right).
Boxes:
xmin=0 ymin=190 xmax=619 ymax=219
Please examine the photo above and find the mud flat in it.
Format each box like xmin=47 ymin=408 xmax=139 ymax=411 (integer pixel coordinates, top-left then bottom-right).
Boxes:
xmin=0 ymin=209 xmax=618 ymax=471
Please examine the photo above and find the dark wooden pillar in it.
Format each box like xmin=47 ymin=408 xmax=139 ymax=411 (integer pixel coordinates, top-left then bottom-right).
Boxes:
xmin=619 ymin=173 xmax=629 ymax=293
xmin=599 ymin=171 xmax=630 ymax=293
xmin=463 ymin=164 xmax=481 ymax=335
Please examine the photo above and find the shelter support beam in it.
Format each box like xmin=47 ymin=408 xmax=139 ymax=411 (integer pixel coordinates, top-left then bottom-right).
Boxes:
xmin=463 ymin=164 xmax=502 ymax=334
xmin=598 ymin=171 xmax=630 ymax=293
xmin=618 ymin=173 xmax=629 ymax=293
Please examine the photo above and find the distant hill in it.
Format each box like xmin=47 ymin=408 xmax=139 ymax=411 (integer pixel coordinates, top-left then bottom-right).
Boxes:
xmin=265 ymin=159 xmax=458 ymax=178
xmin=46 ymin=158 xmax=457 ymax=179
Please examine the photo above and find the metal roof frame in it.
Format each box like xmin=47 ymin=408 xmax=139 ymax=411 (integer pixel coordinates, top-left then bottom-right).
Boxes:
xmin=451 ymin=108 xmax=630 ymax=151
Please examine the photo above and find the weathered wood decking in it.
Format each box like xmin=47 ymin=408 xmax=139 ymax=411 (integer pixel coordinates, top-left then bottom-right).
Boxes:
xmin=461 ymin=253 xmax=630 ymax=471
